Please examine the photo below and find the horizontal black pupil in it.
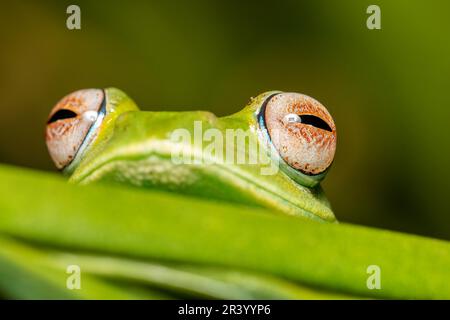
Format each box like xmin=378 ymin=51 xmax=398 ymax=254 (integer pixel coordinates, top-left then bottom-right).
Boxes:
xmin=299 ymin=114 xmax=332 ymax=132
xmin=47 ymin=109 xmax=77 ymax=124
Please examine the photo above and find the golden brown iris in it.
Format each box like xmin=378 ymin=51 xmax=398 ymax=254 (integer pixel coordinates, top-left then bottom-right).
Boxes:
xmin=45 ymin=89 xmax=104 ymax=169
xmin=264 ymin=93 xmax=337 ymax=175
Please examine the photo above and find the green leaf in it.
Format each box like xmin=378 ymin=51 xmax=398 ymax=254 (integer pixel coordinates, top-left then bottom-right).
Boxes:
xmin=0 ymin=236 xmax=161 ymax=299
xmin=0 ymin=164 xmax=449 ymax=299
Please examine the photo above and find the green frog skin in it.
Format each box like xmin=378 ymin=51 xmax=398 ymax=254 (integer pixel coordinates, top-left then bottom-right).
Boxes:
xmin=45 ymin=88 xmax=337 ymax=223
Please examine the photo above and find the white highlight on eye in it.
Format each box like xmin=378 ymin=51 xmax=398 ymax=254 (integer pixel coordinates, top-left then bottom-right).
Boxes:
xmin=284 ymin=113 xmax=301 ymax=124
xmin=83 ymin=110 xmax=98 ymax=122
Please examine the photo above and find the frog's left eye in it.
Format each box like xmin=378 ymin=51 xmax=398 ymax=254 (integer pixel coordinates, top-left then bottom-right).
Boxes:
xmin=45 ymin=89 xmax=105 ymax=170
xmin=258 ymin=92 xmax=337 ymax=178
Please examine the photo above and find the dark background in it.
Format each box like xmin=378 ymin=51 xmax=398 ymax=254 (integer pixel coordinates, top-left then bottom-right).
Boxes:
xmin=0 ymin=1 xmax=449 ymax=239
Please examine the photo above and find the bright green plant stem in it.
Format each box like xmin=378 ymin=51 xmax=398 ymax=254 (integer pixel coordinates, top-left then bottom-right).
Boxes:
xmin=0 ymin=164 xmax=449 ymax=299
xmin=0 ymin=236 xmax=159 ymax=299
xmin=0 ymin=236 xmax=348 ymax=299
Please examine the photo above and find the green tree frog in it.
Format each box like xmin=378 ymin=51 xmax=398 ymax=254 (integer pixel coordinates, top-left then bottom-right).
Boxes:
xmin=45 ymin=88 xmax=337 ymax=222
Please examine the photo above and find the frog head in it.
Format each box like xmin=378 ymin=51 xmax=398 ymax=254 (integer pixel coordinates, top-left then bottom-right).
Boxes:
xmin=46 ymin=88 xmax=337 ymax=222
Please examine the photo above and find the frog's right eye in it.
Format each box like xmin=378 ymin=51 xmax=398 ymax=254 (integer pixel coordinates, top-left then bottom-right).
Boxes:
xmin=45 ymin=89 xmax=106 ymax=170
xmin=257 ymin=92 xmax=337 ymax=186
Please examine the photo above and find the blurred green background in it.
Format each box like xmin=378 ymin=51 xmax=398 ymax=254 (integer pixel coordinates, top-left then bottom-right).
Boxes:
xmin=0 ymin=0 xmax=449 ymax=239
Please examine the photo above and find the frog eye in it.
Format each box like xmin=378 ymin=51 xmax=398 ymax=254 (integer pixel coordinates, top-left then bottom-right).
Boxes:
xmin=46 ymin=89 xmax=105 ymax=170
xmin=260 ymin=92 xmax=337 ymax=176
